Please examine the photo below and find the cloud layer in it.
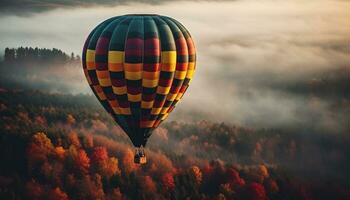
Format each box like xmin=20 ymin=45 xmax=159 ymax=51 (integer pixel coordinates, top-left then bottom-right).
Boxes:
xmin=0 ymin=0 xmax=150 ymax=16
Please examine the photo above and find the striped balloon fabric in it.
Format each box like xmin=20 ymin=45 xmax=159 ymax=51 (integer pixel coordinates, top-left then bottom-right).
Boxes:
xmin=82 ymin=14 xmax=196 ymax=147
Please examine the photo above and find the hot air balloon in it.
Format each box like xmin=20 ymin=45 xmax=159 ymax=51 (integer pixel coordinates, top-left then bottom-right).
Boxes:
xmin=82 ymin=14 xmax=196 ymax=164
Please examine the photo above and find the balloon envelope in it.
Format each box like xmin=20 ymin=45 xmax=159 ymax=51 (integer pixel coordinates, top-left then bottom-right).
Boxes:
xmin=82 ymin=14 xmax=196 ymax=147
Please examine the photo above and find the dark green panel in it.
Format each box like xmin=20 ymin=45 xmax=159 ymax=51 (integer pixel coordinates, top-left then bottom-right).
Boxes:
xmin=87 ymin=16 xmax=119 ymax=50
xmin=153 ymin=16 xmax=176 ymax=51
xmin=109 ymin=16 xmax=132 ymax=51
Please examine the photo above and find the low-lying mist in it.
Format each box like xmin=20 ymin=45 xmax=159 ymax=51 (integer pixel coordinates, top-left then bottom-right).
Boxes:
xmin=1 ymin=41 xmax=349 ymax=135
xmin=1 ymin=0 xmax=349 ymax=133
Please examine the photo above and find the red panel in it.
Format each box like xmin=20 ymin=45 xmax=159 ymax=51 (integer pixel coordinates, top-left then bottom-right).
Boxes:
xmin=112 ymin=79 xmax=126 ymax=87
xmin=127 ymin=86 xmax=142 ymax=94
xmin=142 ymin=94 xmax=156 ymax=101
xmin=175 ymin=37 xmax=188 ymax=55
xmin=143 ymin=63 xmax=160 ymax=72
xmin=158 ymin=78 xmax=172 ymax=87
xmin=176 ymin=63 xmax=188 ymax=71
xmin=95 ymin=37 xmax=109 ymax=55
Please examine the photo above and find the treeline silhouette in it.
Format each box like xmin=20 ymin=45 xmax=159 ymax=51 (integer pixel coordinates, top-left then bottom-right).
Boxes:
xmin=0 ymin=47 xmax=84 ymax=93
xmin=0 ymin=88 xmax=349 ymax=200
xmin=3 ymin=47 xmax=80 ymax=63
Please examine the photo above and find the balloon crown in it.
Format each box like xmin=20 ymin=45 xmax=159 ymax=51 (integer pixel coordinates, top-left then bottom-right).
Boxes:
xmin=124 ymin=14 xmax=159 ymax=16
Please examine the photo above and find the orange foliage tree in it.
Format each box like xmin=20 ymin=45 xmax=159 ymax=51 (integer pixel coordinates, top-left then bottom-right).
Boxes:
xmin=91 ymin=146 xmax=120 ymax=177
xmin=68 ymin=131 xmax=81 ymax=147
xmin=190 ymin=166 xmax=202 ymax=185
xmin=26 ymin=132 xmax=54 ymax=170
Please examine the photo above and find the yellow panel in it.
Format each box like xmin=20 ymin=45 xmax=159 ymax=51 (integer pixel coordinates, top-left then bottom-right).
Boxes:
xmin=86 ymin=50 xmax=95 ymax=62
xmin=166 ymin=93 xmax=177 ymax=101
xmin=141 ymin=101 xmax=154 ymax=109
xmin=175 ymin=92 xmax=184 ymax=101
xmin=156 ymin=86 xmax=170 ymax=95
xmin=151 ymin=107 xmax=162 ymax=115
xmin=141 ymin=120 xmax=156 ymax=128
xmin=186 ymin=70 xmax=194 ymax=79
xmin=188 ymin=62 xmax=195 ymax=70
xmin=161 ymin=51 xmax=176 ymax=64
xmin=142 ymin=79 xmax=158 ymax=88
xmin=125 ymin=71 xmax=142 ymax=80
xmin=174 ymin=70 xmax=187 ymax=79
xmin=120 ymin=108 xmax=131 ymax=115
xmin=108 ymin=51 xmax=124 ymax=63
xmin=161 ymin=107 xmax=169 ymax=114
xmin=161 ymin=113 xmax=169 ymax=120
xmin=112 ymin=107 xmax=121 ymax=114
xmin=112 ymin=86 xmax=127 ymax=95
xmin=99 ymin=78 xmax=111 ymax=87
xmin=128 ymin=94 xmax=141 ymax=102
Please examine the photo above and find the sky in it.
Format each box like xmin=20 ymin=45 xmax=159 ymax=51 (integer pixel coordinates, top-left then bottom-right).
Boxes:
xmin=1 ymin=0 xmax=350 ymax=131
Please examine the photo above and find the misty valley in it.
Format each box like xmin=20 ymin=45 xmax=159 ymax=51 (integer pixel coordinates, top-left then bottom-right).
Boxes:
xmin=0 ymin=47 xmax=349 ymax=199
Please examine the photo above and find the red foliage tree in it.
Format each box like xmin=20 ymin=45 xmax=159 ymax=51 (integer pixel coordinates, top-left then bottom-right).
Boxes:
xmin=83 ymin=133 xmax=94 ymax=149
xmin=264 ymin=178 xmax=279 ymax=194
xmin=240 ymin=182 xmax=266 ymax=200
xmin=35 ymin=115 xmax=47 ymax=126
xmin=104 ymin=157 xmax=121 ymax=177
xmin=40 ymin=161 xmax=53 ymax=179
xmin=107 ymin=188 xmax=122 ymax=200
xmin=75 ymin=149 xmax=90 ymax=174
xmin=146 ymin=151 xmax=175 ymax=176
xmin=161 ymin=172 xmax=175 ymax=192
xmin=121 ymin=148 xmax=136 ymax=173
xmin=77 ymin=174 xmax=105 ymax=200
xmin=47 ymin=187 xmax=69 ymax=200
xmin=91 ymin=146 xmax=108 ymax=165
xmin=25 ymin=180 xmax=43 ymax=200
xmin=139 ymin=175 xmax=157 ymax=194
xmin=202 ymin=160 xmax=226 ymax=194
xmin=91 ymin=146 xmax=120 ymax=177
xmin=226 ymin=167 xmax=245 ymax=187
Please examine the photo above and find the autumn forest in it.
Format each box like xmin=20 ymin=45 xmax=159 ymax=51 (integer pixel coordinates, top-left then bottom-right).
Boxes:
xmin=0 ymin=47 xmax=349 ymax=200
